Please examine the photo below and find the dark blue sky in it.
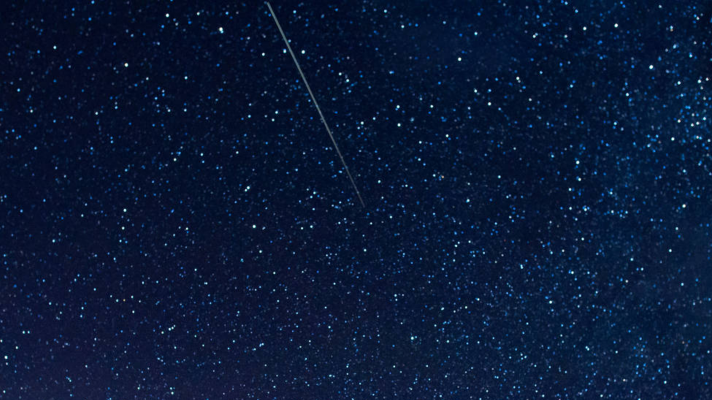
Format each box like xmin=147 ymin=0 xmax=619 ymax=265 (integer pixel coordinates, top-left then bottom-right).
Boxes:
xmin=2 ymin=1 xmax=711 ymax=399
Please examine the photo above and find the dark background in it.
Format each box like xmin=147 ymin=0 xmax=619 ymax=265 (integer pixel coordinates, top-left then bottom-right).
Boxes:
xmin=1 ymin=1 xmax=711 ymax=398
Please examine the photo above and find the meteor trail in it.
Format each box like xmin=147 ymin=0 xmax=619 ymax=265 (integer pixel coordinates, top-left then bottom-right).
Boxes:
xmin=265 ymin=2 xmax=365 ymax=208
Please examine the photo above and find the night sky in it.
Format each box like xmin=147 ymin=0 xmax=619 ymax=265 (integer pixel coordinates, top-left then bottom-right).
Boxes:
xmin=2 ymin=1 xmax=712 ymax=399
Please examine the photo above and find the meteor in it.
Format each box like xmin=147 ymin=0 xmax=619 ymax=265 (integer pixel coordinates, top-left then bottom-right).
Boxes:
xmin=265 ymin=2 xmax=365 ymax=208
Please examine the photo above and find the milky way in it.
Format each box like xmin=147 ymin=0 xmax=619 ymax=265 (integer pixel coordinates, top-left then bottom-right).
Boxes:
xmin=2 ymin=1 xmax=711 ymax=399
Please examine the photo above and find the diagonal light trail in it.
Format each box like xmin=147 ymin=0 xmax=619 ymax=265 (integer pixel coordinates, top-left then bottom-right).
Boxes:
xmin=265 ymin=2 xmax=365 ymax=208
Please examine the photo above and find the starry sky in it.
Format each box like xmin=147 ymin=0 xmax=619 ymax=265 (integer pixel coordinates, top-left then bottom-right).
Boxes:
xmin=2 ymin=1 xmax=712 ymax=399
